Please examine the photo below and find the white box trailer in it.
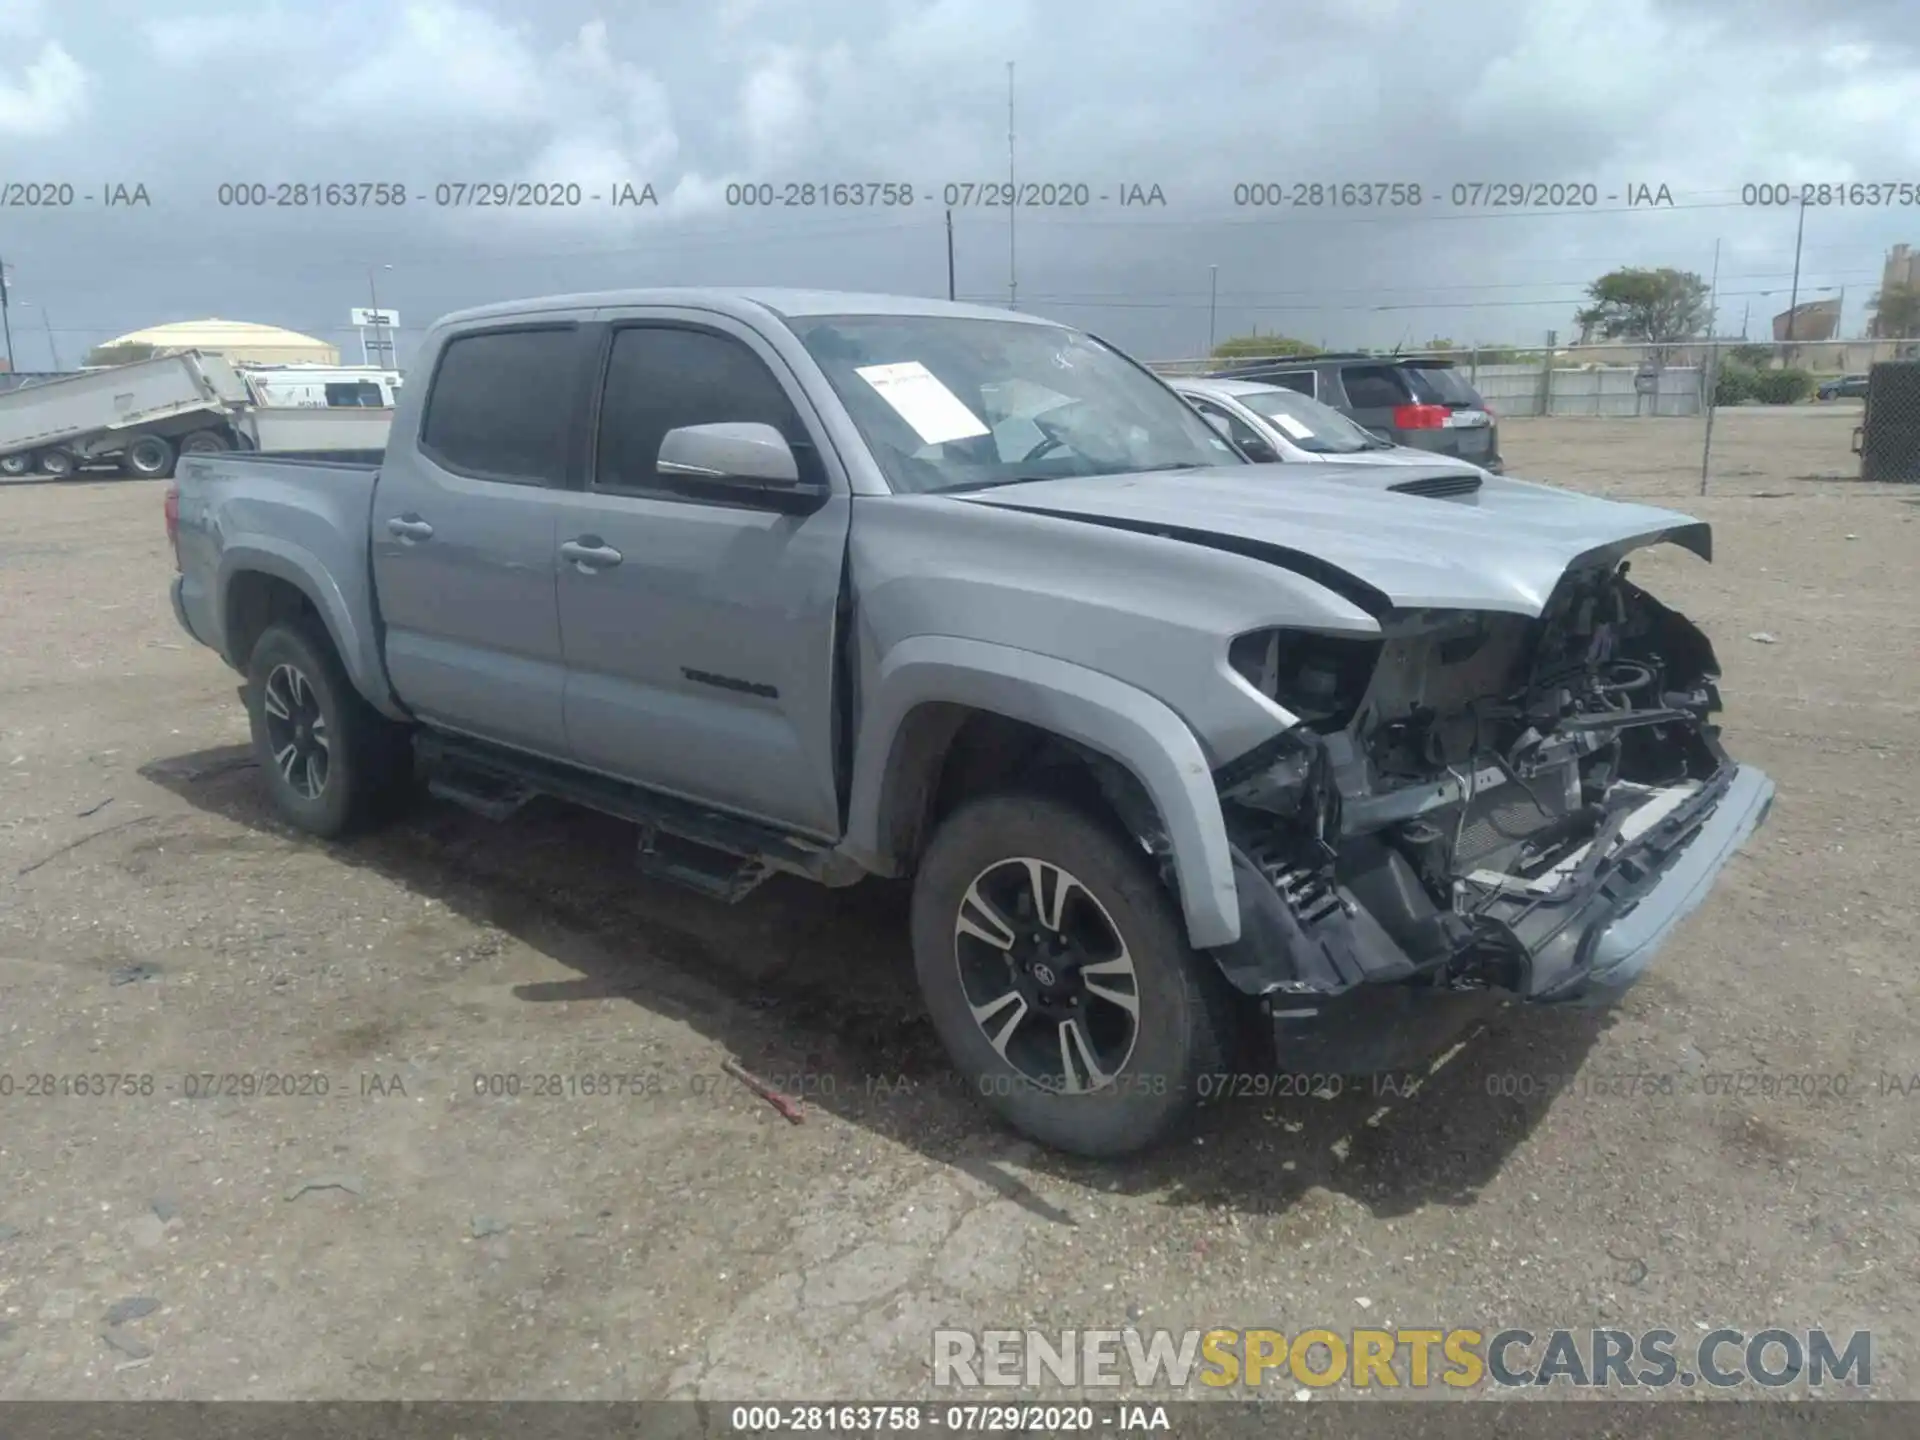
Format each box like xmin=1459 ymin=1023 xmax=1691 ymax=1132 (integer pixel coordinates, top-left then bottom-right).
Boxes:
xmin=239 ymin=365 xmax=403 ymax=409
xmin=0 ymin=351 xmax=255 ymax=479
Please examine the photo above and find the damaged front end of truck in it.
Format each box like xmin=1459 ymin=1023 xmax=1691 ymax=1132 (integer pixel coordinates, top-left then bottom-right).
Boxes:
xmin=1205 ymin=554 xmax=1775 ymax=1073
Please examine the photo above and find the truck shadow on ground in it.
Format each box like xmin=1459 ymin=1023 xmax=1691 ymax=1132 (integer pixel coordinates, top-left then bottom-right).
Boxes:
xmin=145 ymin=744 xmax=1613 ymax=1225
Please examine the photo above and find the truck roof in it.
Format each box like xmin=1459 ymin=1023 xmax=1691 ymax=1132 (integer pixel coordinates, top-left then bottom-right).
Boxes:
xmin=434 ymin=287 xmax=1061 ymax=331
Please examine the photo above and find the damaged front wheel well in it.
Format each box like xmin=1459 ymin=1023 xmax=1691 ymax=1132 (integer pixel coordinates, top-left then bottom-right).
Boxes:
xmin=880 ymin=705 xmax=1174 ymax=875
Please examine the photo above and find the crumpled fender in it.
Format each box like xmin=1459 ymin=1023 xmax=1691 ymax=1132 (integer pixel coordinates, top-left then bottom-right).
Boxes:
xmin=842 ymin=635 xmax=1243 ymax=948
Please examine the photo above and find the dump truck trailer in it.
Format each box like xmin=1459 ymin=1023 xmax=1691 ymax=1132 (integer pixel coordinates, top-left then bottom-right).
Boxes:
xmin=0 ymin=351 xmax=257 ymax=479
xmin=0 ymin=352 xmax=397 ymax=479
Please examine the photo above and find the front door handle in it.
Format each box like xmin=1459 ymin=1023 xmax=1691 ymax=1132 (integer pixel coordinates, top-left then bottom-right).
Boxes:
xmin=560 ymin=537 xmax=623 ymax=571
xmin=387 ymin=515 xmax=434 ymax=542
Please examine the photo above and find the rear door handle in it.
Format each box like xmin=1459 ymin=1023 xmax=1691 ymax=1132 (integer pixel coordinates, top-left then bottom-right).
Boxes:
xmin=560 ymin=537 xmax=623 ymax=571
xmin=387 ymin=516 xmax=433 ymax=542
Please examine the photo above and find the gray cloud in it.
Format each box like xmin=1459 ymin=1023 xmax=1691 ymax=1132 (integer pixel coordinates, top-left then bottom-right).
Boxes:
xmin=1 ymin=0 xmax=1916 ymax=369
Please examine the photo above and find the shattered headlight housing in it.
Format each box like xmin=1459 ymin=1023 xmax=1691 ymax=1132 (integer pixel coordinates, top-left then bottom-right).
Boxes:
xmin=1228 ymin=628 xmax=1381 ymax=732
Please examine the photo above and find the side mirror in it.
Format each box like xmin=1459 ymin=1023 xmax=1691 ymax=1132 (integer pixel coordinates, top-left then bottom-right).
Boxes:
xmin=1366 ymin=427 xmax=1394 ymax=444
xmin=659 ymin=422 xmax=800 ymax=488
xmin=1239 ymin=434 xmax=1279 ymax=462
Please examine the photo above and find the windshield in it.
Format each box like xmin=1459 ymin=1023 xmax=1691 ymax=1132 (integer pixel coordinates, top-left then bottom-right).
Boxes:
xmin=1237 ymin=385 xmax=1390 ymax=454
xmin=785 ymin=314 xmax=1240 ymax=493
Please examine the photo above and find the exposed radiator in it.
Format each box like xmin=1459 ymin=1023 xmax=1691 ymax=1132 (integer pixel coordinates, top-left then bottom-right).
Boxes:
xmin=1451 ymin=762 xmax=1576 ymax=869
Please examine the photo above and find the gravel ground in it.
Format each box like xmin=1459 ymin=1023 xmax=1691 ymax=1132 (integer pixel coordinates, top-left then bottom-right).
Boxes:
xmin=0 ymin=408 xmax=1915 ymax=1406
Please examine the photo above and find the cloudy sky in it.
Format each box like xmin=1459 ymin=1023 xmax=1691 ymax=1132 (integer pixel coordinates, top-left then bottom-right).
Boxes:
xmin=1 ymin=0 xmax=1917 ymax=370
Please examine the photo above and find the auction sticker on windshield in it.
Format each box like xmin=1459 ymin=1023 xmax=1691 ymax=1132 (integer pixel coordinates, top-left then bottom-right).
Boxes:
xmin=856 ymin=361 xmax=991 ymax=445
xmin=1268 ymin=411 xmax=1315 ymax=440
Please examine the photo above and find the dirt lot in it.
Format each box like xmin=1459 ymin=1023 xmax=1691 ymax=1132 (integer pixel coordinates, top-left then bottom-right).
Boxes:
xmin=1 ymin=408 xmax=1916 ymax=1406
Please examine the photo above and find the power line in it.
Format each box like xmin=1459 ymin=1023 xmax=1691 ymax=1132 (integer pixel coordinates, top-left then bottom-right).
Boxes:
xmin=960 ymin=285 xmax=1866 ymax=314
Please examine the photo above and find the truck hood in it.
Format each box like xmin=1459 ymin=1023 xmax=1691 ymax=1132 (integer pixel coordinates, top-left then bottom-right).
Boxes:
xmin=954 ymin=465 xmax=1710 ymax=618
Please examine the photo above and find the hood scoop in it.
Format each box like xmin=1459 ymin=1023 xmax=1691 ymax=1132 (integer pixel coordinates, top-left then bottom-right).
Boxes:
xmin=1389 ymin=472 xmax=1483 ymax=500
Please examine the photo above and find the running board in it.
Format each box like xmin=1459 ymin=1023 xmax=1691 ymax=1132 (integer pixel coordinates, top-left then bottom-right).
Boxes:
xmin=427 ymin=765 xmax=534 ymax=822
xmin=635 ymin=824 xmax=773 ymax=903
xmin=413 ymin=730 xmax=848 ymax=895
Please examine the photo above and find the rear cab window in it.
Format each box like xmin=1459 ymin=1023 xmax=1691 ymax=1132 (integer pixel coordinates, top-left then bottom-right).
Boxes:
xmin=420 ymin=326 xmax=580 ymax=484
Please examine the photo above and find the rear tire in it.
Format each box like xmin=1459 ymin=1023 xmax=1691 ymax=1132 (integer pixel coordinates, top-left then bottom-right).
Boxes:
xmin=0 ymin=453 xmax=29 ymax=477
xmin=909 ymin=792 xmax=1236 ymax=1158
xmin=121 ymin=433 xmax=177 ymax=479
xmin=179 ymin=429 xmax=231 ymax=456
xmin=245 ymin=621 xmax=411 ymax=839
xmin=36 ymin=449 xmax=76 ymax=478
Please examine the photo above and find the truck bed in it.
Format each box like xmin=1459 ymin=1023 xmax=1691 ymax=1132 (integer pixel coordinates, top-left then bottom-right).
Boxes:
xmin=171 ymin=451 xmax=385 ymax=690
xmin=240 ymin=405 xmax=395 ymax=456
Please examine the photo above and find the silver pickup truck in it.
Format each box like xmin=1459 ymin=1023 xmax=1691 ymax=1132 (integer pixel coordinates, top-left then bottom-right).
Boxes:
xmin=166 ymin=287 xmax=1774 ymax=1157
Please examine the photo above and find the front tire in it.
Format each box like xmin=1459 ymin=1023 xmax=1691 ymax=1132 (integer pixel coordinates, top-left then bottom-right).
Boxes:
xmin=245 ymin=622 xmax=409 ymax=839
xmin=909 ymin=793 xmax=1235 ymax=1158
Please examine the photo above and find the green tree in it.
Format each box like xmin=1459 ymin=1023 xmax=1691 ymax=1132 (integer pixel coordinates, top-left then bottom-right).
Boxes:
xmin=1752 ymin=367 xmax=1814 ymax=405
xmin=83 ymin=341 xmax=161 ymax=367
xmin=1868 ymin=282 xmax=1920 ymax=338
xmin=1574 ymin=267 xmax=1711 ymax=346
xmin=1714 ymin=361 xmax=1758 ymax=406
xmin=1210 ymin=333 xmax=1319 ymax=361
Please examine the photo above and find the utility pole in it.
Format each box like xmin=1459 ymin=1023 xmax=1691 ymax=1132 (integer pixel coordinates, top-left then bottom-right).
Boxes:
xmin=38 ymin=307 xmax=59 ymax=370
xmin=1006 ymin=61 xmax=1017 ymax=309
xmin=1740 ymin=299 xmax=1750 ymax=340
xmin=1207 ymin=265 xmax=1218 ymax=354
xmin=946 ymin=209 xmax=955 ymax=301
xmin=1700 ymin=237 xmax=1721 ymax=496
xmin=0 ymin=257 xmax=14 ymax=373
xmin=1783 ymin=195 xmax=1807 ymax=346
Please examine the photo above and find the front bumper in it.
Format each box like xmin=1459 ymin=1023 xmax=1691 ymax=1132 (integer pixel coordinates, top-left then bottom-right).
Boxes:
xmin=1525 ymin=762 xmax=1774 ymax=1005
xmin=1224 ymin=761 xmax=1774 ymax=1070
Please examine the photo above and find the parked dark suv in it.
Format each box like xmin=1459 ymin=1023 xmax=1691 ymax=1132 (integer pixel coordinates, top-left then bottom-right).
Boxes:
xmin=1213 ymin=354 xmax=1503 ymax=472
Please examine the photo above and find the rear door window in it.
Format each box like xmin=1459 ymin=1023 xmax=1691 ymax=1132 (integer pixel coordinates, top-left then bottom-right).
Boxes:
xmin=421 ymin=327 xmax=580 ymax=483
xmin=1338 ymin=366 xmax=1410 ymax=410
xmin=1265 ymin=371 xmax=1318 ymax=397
xmin=1190 ymin=398 xmax=1269 ymax=455
xmin=1400 ymin=363 xmax=1484 ymax=407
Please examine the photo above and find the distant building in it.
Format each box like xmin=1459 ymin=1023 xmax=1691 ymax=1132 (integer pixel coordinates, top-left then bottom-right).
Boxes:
xmin=95 ymin=318 xmax=339 ymax=365
xmin=1772 ymin=297 xmax=1841 ymax=342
